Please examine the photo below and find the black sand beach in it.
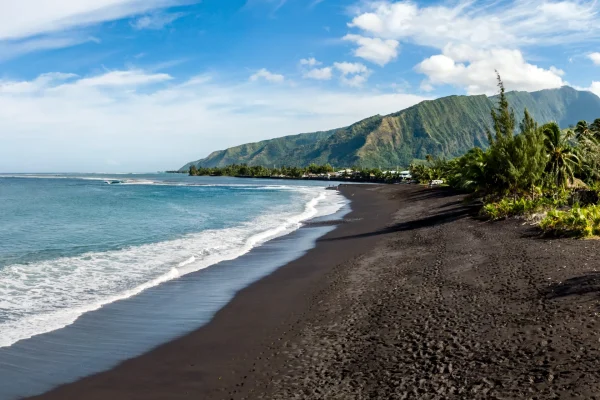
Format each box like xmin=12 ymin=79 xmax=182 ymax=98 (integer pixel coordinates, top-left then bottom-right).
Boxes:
xmin=30 ymin=184 xmax=600 ymax=399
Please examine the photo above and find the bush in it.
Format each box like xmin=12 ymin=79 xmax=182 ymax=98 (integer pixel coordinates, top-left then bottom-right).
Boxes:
xmin=540 ymin=205 xmax=600 ymax=237
xmin=482 ymin=197 xmax=560 ymax=220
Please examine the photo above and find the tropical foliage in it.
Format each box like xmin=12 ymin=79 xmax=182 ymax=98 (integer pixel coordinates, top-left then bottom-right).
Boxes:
xmin=189 ymin=164 xmax=333 ymax=178
xmin=183 ymin=73 xmax=600 ymax=237
xmin=187 ymin=163 xmax=408 ymax=182
xmin=540 ymin=205 xmax=600 ymax=237
xmin=410 ymin=74 xmax=600 ymax=236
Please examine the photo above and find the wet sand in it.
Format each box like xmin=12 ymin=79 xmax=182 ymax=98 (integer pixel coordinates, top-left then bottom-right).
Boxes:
xmin=30 ymin=185 xmax=600 ymax=399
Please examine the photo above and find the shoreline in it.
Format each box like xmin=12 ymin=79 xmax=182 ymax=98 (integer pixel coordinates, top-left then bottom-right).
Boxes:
xmin=0 ymin=184 xmax=347 ymax=399
xmin=28 ymin=183 xmax=600 ymax=399
xmin=27 ymin=184 xmax=396 ymax=400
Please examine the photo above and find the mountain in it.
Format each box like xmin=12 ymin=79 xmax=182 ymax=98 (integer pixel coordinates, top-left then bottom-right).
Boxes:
xmin=180 ymin=86 xmax=600 ymax=170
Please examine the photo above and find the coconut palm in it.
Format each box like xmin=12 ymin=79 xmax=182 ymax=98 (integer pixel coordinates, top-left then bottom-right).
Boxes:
xmin=446 ymin=147 xmax=488 ymax=192
xmin=575 ymin=120 xmax=591 ymax=140
xmin=591 ymin=118 xmax=600 ymax=136
xmin=543 ymin=122 xmax=580 ymax=188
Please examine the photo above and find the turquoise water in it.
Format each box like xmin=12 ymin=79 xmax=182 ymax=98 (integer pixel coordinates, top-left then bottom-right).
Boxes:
xmin=0 ymin=174 xmax=346 ymax=350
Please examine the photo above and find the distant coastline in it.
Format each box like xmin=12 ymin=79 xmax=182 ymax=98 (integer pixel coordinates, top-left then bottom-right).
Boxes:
xmin=167 ymin=164 xmax=414 ymax=184
xmin=167 ymin=171 xmax=403 ymax=184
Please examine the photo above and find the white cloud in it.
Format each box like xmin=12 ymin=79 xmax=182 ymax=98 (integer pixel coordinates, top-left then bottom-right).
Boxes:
xmin=0 ymin=73 xmax=77 ymax=94
xmin=343 ymin=34 xmax=399 ymax=66
xmin=334 ymin=62 xmax=369 ymax=76
xmin=588 ymin=52 xmax=600 ymax=65
xmin=130 ymin=12 xmax=184 ymax=30
xmin=300 ymin=57 xmax=321 ymax=67
xmin=0 ymin=35 xmax=98 ymax=61
xmin=346 ymin=0 xmax=600 ymax=93
xmin=416 ymin=46 xmax=565 ymax=95
xmin=76 ymin=70 xmax=173 ymax=87
xmin=333 ymin=62 xmax=371 ymax=87
xmin=341 ymin=74 xmax=369 ymax=88
xmin=303 ymin=67 xmax=333 ymax=80
xmin=0 ymin=1 xmax=192 ymax=41
xmin=0 ymin=0 xmax=192 ymax=58
xmin=549 ymin=66 xmax=565 ymax=76
xmin=0 ymin=69 xmax=428 ymax=172
xmin=349 ymin=0 xmax=600 ymax=50
xmin=249 ymin=68 xmax=285 ymax=83
xmin=587 ymin=81 xmax=600 ymax=96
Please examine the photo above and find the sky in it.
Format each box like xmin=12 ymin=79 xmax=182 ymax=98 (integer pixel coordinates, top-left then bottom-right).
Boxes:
xmin=0 ymin=0 xmax=599 ymax=172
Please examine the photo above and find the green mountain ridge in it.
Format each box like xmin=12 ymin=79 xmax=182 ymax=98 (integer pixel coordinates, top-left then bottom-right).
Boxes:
xmin=180 ymin=86 xmax=600 ymax=170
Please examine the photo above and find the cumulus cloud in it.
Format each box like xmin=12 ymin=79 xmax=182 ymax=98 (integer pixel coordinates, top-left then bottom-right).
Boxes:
xmin=249 ymin=68 xmax=285 ymax=83
xmin=343 ymin=34 xmax=399 ymax=66
xmin=300 ymin=57 xmax=321 ymax=67
xmin=588 ymin=81 xmax=600 ymax=96
xmin=333 ymin=62 xmax=369 ymax=76
xmin=588 ymin=52 xmax=600 ymax=65
xmin=348 ymin=0 xmax=599 ymax=50
xmin=300 ymin=58 xmax=332 ymax=80
xmin=0 ymin=69 xmax=428 ymax=172
xmin=303 ymin=67 xmax=333 ymax=80
xmin=345 ymin=0 xmax=600 ymax=93
xmin=416 ymin=45 xmax=565 ymax=94
xmin=332 ymin=62 xmax=371 ymax=87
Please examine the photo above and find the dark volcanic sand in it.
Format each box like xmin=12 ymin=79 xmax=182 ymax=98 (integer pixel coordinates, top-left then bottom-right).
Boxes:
xmin=30 ymin=185 xmax=600 ymax=400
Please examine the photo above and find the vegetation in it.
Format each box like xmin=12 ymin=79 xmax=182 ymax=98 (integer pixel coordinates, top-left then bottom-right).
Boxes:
xmin=187 ymin=162 xmax=408 ymax=183
xmin=540 ymin=205 xmax=600 ymax=237
xmin=180 ymin=86 xmax=600 ymax=171
xmin=482 ymin=197 xmax=565 ymax=221
xmin=181 ymin=73 xmax=600 ymax=238
xmin=403 ymin=73 xmax=600 ymax=237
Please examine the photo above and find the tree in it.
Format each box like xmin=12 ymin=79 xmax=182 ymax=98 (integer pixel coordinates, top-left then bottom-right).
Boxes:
xmin=189 ymin=165 xmax=199 ymax=176
xmin=575 ymin=127 xmax=600 ymax=183
xmin=487 ymin=71 xmax=516 ymax=143
xmin=485 ymin=101 xmax=546 ymax=196
xmin=575 ymin=120 xmax=591 ymax=140
xmin=513 ymin=109 xmax=547 ymax=196
xmin=543 ymin=122 xmax=580 ymax=188
xmin=591 ymin=118 xmax=600 ymax=136
xmin=446 ymin=147 xmax=488 ymax=192
xmin=485 ymin=74 xmax=520 ymax=194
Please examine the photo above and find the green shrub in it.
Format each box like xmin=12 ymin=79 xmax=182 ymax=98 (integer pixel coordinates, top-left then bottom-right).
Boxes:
xmin=482 ymin=197 xmax=560 ymax=220
xmin=540 ymin=205 xmax=600 ymax=237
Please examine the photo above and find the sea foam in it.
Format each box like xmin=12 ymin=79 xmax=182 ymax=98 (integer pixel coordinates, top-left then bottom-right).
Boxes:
xmin=0 ymin=187 xmax=346 ymax=348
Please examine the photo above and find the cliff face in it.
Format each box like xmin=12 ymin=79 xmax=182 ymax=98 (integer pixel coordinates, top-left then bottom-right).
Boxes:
xmin=181 ymin=87 xmax=600 ymax=170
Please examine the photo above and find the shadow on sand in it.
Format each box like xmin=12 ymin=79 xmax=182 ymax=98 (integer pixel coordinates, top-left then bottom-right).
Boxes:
xmin=543 ymin=272 xmax=600 ymax=300
xmin=406 ymin=187 xmax=461 ymax=202
xmin=321 ymin=204 xmax=479 ymax=242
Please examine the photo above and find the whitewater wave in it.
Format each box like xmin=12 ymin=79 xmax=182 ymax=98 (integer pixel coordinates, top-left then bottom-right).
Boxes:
xmin=0 ymin=188 xmax=347 ymax=348
xmin=0 ymin=174 xmax=321 ymax=191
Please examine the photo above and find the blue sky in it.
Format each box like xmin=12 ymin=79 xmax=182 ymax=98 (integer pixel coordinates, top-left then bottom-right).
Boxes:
xmin=0 ymin=0 xmax=599 ymax=172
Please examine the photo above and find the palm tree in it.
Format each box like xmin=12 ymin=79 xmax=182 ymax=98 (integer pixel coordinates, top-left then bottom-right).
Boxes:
xmin=575 ymin=120 xmax=592 ymax=140
xmin=543 ymin=122 xmax=580 ymax=188
xmin=591 ymin=118 xmax=600 ymax=136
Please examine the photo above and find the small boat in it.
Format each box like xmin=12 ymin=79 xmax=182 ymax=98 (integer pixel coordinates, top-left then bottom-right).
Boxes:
xmin=105 ymin=180 xmax=124 ymax=185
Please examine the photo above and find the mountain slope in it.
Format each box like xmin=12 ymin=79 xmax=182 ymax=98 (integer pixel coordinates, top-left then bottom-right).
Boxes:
xmin=180 ymin=86 xmax=600 ymax=170
xmin=179 ymin=129 xmax=336 ymax=171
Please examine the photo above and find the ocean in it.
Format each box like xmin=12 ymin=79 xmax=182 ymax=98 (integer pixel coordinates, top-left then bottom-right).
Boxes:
xmin=0 ymin=174 xmax=348 ymax=399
